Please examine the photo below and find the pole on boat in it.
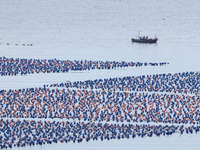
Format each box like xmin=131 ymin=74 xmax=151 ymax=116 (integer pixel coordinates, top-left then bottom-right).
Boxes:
xmin=138 ymin=31 xmax=140 ymax=38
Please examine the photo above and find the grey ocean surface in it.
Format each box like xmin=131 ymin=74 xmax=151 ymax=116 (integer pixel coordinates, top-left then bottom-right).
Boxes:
xmin=0 ymin=0 xmax=200 ymax=149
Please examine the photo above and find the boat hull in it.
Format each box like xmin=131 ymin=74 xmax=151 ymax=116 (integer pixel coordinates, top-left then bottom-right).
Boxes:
xmin=132 ymin=38 xmax=158 ymax=44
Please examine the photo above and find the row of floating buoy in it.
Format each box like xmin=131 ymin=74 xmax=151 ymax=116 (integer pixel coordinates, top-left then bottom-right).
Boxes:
xmin=0 ymin=56 xmax=200 ymax=149
xmin=0 ymin=56 xmax=169 ymax=76
xmin=51 ymin=71 xmax=200 ymax=95
xmin=48 ymin=72 xmax=200 ymax=94
xmin=0 ymin=119 xmax=199 ymax=149
xmin=0 ymin=43 xmax=33 ymax=46
xmin=0 ymin=73 xmax=200 ymax=124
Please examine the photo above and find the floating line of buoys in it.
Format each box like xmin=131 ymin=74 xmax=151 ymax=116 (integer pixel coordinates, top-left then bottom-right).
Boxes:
xmin=0 ymin=119 xmax=199 ymax=149
xmin=0 ymin=43 xmax=33 ymax=46
xmin=0 ymin=89 xmax=199 ymax=124
xmin=51 ymin=71 xmax=200 ymax=95
xmin=0 ymin=71 xmax=199 ymax=124
xmin=0 ymin=57 xmax=169 ymax=76
xmin=0 ymin=62 xmax=200 ymax=149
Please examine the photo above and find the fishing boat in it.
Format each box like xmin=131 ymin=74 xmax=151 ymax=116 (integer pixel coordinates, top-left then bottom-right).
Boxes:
xmin=132 ymin=31 xmax=158 ymax=44
xmin=131 ymin=37 xmax=158 ymax=44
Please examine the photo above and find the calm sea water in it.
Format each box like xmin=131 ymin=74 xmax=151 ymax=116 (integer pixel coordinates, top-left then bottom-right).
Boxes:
xmin=0 ymin=0 xmax=200 ymax=62
xmin=0 ymin=0 xmax=200 ymax=150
